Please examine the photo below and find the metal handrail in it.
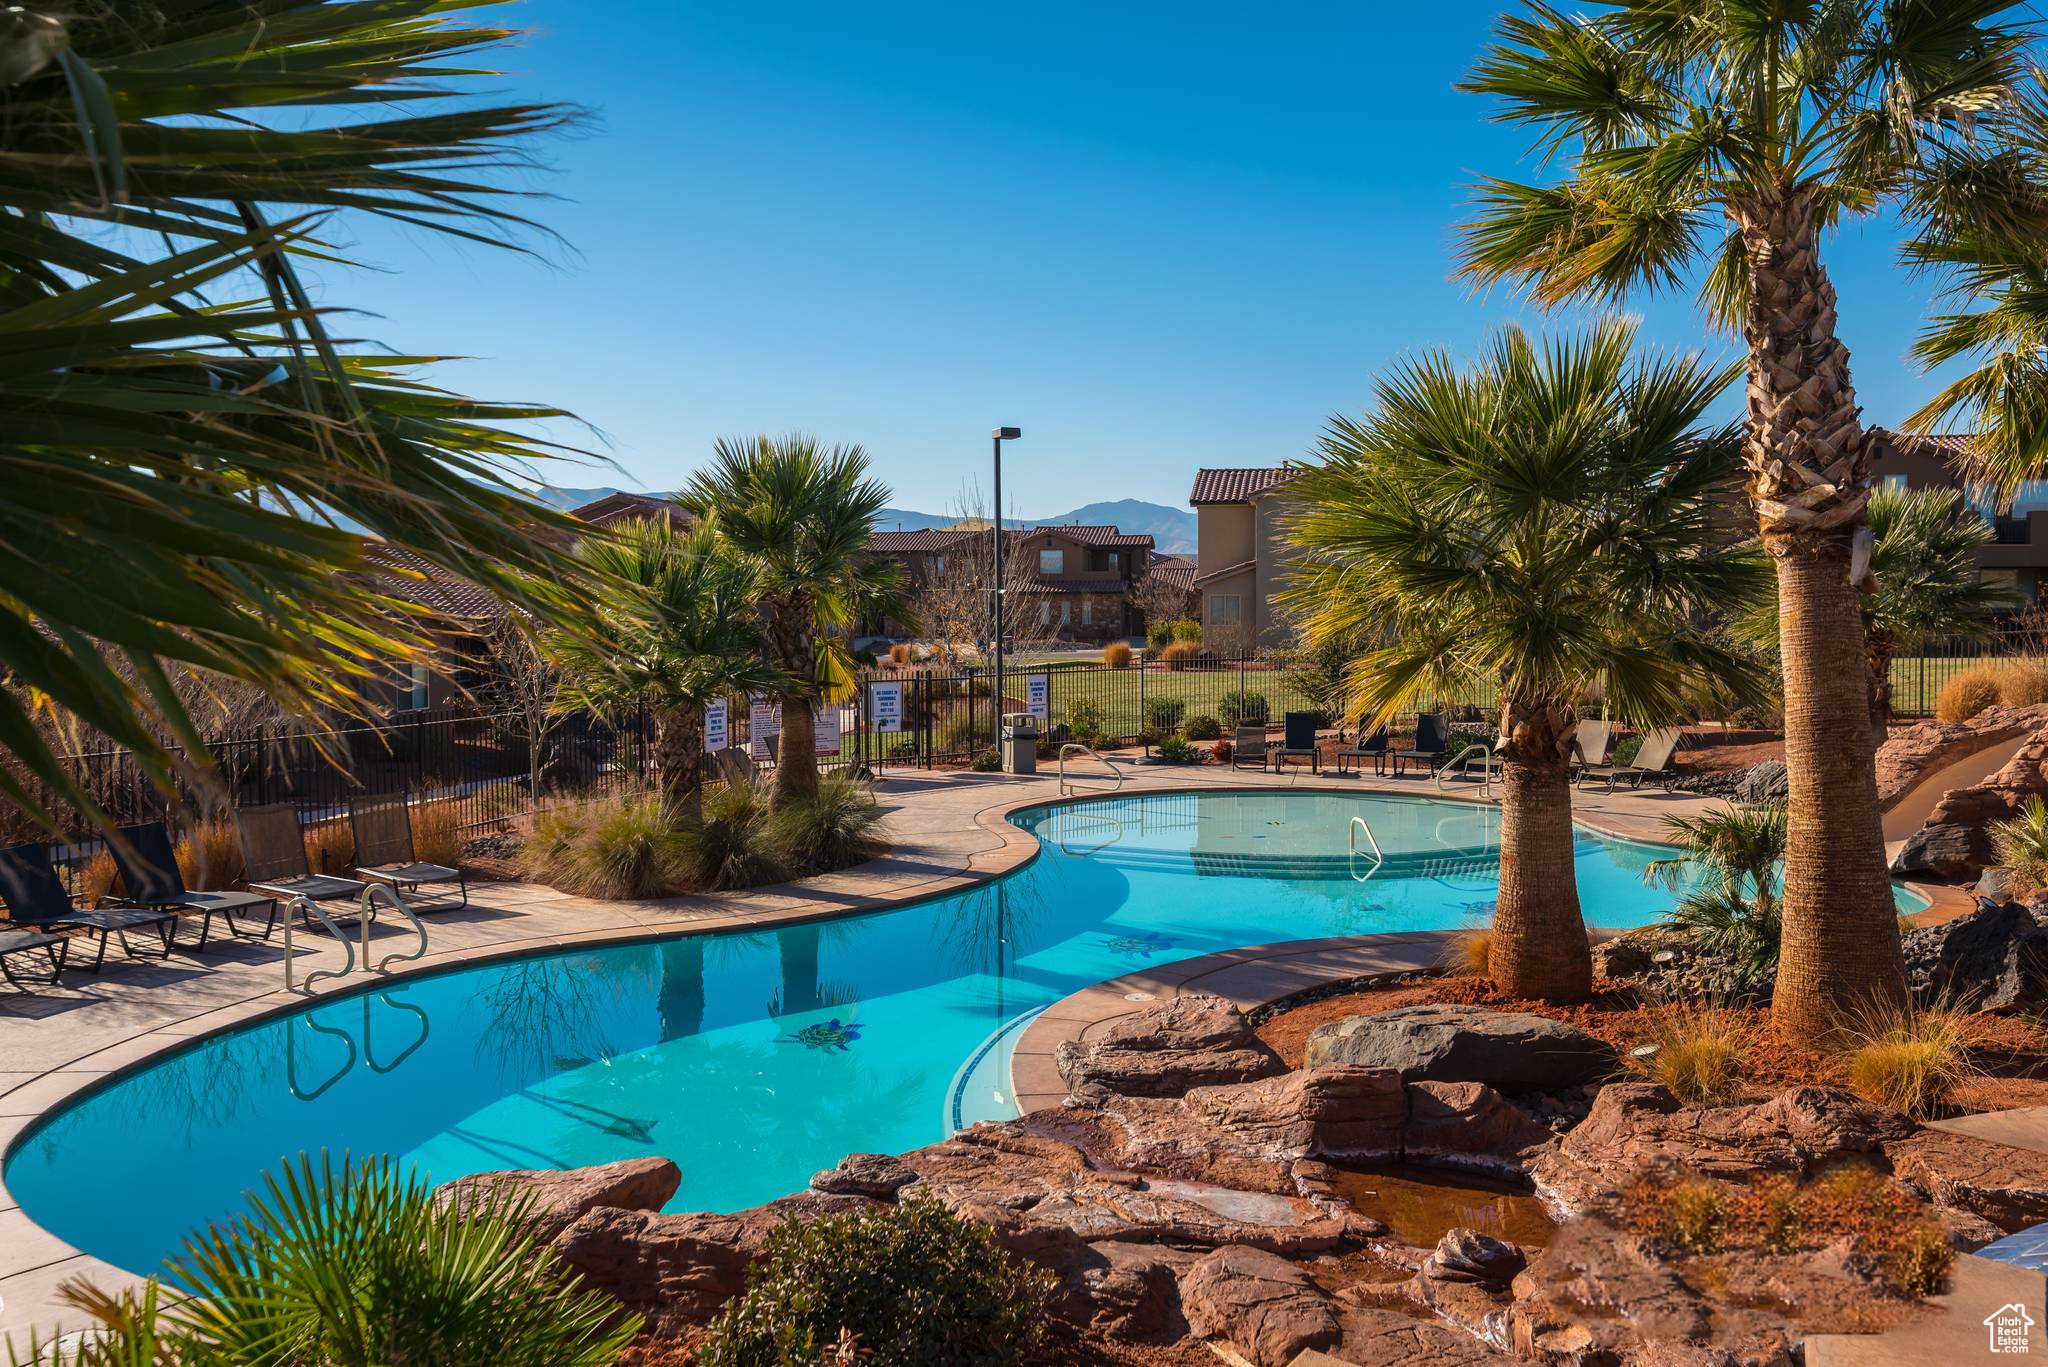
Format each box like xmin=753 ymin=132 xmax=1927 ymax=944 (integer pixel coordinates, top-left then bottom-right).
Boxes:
xmin=283 ymin=893 xmax=357 ymax=992
xmin=1049 ymin=808 xmax=1127 ymax=858
xmin=1347 ymin=814 xmax=1384 ymax=884
xmin=285 ymin=1013 xmax=356 ymax=1101
xmin=364 ymin=883 xmax=427 ymax=973
xmin=1437 ymin=742 xmax=1501 ymax=799
xmin=363 ymin=992 xmax=430 ymax=1074
xmin=1058 ymin=743 xmax=1124 ymax=797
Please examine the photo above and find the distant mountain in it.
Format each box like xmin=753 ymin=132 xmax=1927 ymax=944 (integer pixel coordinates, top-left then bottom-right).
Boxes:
xmin=541 ymin=488 xmax=1198 ymax=554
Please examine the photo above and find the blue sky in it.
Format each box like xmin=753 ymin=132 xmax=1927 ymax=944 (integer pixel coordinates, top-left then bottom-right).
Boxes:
xmin=326 ymin=2 xmax=1960 ymax=513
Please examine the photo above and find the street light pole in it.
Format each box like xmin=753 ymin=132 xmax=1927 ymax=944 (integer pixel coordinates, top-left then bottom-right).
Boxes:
xmin=991 ymin=427 xmax=1020 ymax=728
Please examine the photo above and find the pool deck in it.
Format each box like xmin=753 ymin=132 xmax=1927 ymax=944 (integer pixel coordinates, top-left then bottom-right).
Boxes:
xmin=0 ymin=761 xmax=1977 ymax=1344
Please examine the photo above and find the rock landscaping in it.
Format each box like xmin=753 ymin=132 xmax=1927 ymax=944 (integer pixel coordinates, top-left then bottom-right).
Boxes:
xmin=447 ymin=991 xmax=2048 ymax=1366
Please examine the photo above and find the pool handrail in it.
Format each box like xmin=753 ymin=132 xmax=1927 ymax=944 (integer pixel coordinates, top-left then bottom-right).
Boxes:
xmin=1059 ymin=743 xmax=1123 ymax=797
xmin=283 ymin=882 xmax=427 ymax=992
xmin=1348 ymin=814 xmax=1385 ymax=883
xmin=1437 ymin=741 xmax=1501 ymax=800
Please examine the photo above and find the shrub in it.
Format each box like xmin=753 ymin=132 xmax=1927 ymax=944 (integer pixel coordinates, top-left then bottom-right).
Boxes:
xmin=972 ymin=748 xmax=1002 ymax=772
xmin=852 ymin=646 xmax=879 ymax=667
xmin=1936 ymin=663 xmax=2004 ymax=722
xmin=1146 ymin=621 xmax=1173 ymax=650
xmin=1210 ymin=738 xmax=1233 ymax=764
xmin=1449 ymin=927 xmax=1492 ymax=977
xmin=174 ymin=817 xmax=246 ymax=891
xmin=685 ymin=779 xmax=784 ymax=891
xmin=1217 ymin=690 xmax=1270 ymax=728
xmin=1184 ymin=713 xmax=1222 ymax=741
xmin=76 ymin=849 xmax=118 ymax=904
xmin=521 ymin=788 xmax=689 ymax=900
xmin=771 ymin=773 xmax=887 ymax=874
xmin=1144 ymin=697 xmax=1187 ymax=732
xmin=2001 ymin=659 xmax=2048 ymax=706
xmin=1611 ymin=732 xmax=1645 ymax=767
xmin=303 ymin=819 xmax=354 ymax=875
xmin=1667 ymin=1181 xmax=1730 ymax=1254
xmin=1844 ymin=1005 xmax=1976 ymax=1119
xmin=1642 ymin=1006 xmax=1749 ymax=1106
xmin=1158 ymin=639 xmax=1204 ymax=671
xmin=1156 ymin=735 xmax=1198 ymax=763
xmin=1886 ymin=1225 xmax=1955 ymax=1296
xmin=412 ymin=801 xmax=466 ymax=868
xmin=1746 ymin=1177 xmax=1804 ymax=1255
xmin=933 ymin=708 xmax=986 ymax=756
xmin=1102 ymin=641 xmax=1133 ymax=668
xmin=1066 ymin=698 xmax=1109 ymax=748
xmin=888 ymin=642 xmax=915 ymax=666
xmin=1169 ymin=618 xmax=1202 ymax=643
xmin=1992 ymin=793 xmax=2048 ymax=895
xmin=698 ymin=1195 xmax=1055 ymax=1367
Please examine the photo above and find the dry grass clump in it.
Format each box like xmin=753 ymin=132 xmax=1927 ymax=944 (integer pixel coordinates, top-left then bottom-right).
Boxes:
xmin=303 ymin=819 xmax=354 ymax=875
xmin=1885 ymin=1225 xmax=1955 ymax=1296
xmin=412 ymin=801 xmax=466 ymax=867
xmin=2001 ymin=659 xmax=2048 ymax=706
xmin=887 ymin=642 xmax=915 ymax=666
xmin=1842 ymin=1004 xmax=1976 ymax=1119
xmin=1935 ymin=664 xmax=2004 ymax=722
xmin=1641 ymin=1005 xmax=1751 ymax=1106
xmin=1158 ymin=639 xmax=1203 ymax=671
xmin=174 ymin=817 xmax=244 ymax=890
xmin=1667 ymin=1181 xmax=1730 ymax=1254
xmin=520 ymin=788 xmax=689 ymax=900
xmin=1102 ymin=641 xmax=1133 ymax=668
xmin=76 ymin=849 xmax=119 ymax=904
xmin=1448 ymin=927 xmax=1492 ymax=977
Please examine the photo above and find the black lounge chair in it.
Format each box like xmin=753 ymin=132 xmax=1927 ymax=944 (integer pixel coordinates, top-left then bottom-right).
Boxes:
xmin=1581 ymin=726 xmax=1685 ymax=791
xmin=349 ymin=794 xmax=467 ymax=909
xmin=0 ymin=842 xmax=178 ymax=972
xmin=107 ymin=821 xmax=280 ymax=945
xmin=1393 ymin=714 xmax=1450 ymax=777
xmin=237 ymin=804 xmax=369 ymax=930
xmin=1335 ymin=726 xmax=1391 ymax=776
xmin=1269 ymin=711 xmax=1322 ymax=773
xmin=0 ymin=929 xmax=67 ymax=990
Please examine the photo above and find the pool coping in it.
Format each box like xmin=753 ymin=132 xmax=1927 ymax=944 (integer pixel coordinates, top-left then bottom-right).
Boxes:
xmin=0 ymin=765 xmax=1972 ymax=1341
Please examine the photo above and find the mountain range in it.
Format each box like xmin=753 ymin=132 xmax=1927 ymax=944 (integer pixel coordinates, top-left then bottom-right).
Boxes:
xmin=531 ymin=488 xmax=1198 ymax=554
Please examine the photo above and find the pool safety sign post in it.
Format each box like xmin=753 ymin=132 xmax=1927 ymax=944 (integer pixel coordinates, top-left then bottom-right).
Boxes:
xmin=748 ymin=697 xmax=779 ymax=760
xmin=704 ymin=699 xmax=728 ymax=752
xmin=814 ymin=700 xmax=841 ymax=757
xmin=869 ymin=681 xmax=903 ymax=733
xmin=1027 ymin=673 xmax=1049 ymax=723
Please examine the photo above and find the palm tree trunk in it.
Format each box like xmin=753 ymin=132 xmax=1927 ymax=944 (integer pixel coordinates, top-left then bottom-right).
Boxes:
xmin=776 ymin=693 xmax=820 ymax=805
xmin=1734 ymin=189 xmax=1907 ymax=1039
xmin=1490 ymin=707 xmax=1591 ymax=1001
xmin=652 ymin=706 xmax=704 ymax=823
xmin=1866 ymin=645 xmax=1895 ymax=744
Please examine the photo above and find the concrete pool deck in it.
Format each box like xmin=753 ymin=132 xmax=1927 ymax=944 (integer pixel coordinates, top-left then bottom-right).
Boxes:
xmin=0 ymin=760 xmax=1974 ymax=1343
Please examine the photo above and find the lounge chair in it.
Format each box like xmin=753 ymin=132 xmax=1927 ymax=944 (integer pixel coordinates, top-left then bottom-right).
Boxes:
xmin=1393 ymin=714 xmax=1450 ymax=777
xmin=1568 ymin=721 xmax=1613 ymax=789
xmin=107 ymin=821 xmax=280 ymax=944
xmin=349 ymin=794 xmax=468 ymax=910
xmin=1583 ymin=726 xmax=1684 ymax=791
xmin=1269 ymin=711 xmax=1322 ymax=774
xmin=237 ymin=804 xmax=370 ymax=931
xmin=711 ymin=746 xmax=757 ymax=787
xmin=0 ymin=841 xmax=179 ymax=972
xmin=1335 ymin=725 xmax=1391 ymax=775
xmin=0 ymin=929 xmax=67 ymax=990
xmin=1230 ymin=725 xmax=1269 ymax=770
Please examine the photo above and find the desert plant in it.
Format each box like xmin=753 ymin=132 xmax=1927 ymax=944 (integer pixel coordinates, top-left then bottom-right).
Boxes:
xmin=518 ymin=789 xmax=689 ymax=900
xmin=1886 ymin=1225 xmax=1955 ymax=1296
xmin=1102 ymin=641 xmax=1133 ymax=668
xmin=1667 ymin=1182 xmax=1731 ymax=1255
xmin=889 ymin=642 xmax=915 ymax=666
xmin=1155 ymin=736 xmax=1198 ymax=764
xmin=75 ymin=850 xmax=118 ymax=906
xmin=1158 ymin=639 xmax=1204 ymax=671
xmin=1649 ymin=804 xmax=1789 ymax=989
xmin=1844 ymin=1005 xmax=1977 ymax=1119
xmin=1210 ymin=739 xmax=1233 ymax=764
xmin=1746 ymin=1178 xmax=1805 ymax=1257
xmin=1144 ymin=698 xmax=1188 ymax=732
xmin=685 ymin=779 xmax=785 ymax=892
xmin=1216 ymin=690 xmax=1271 ymax=729
xmin=1642 ymin=1006 xmax=1750 ymax=1107
xmin=971 ymin=748 xmax=1002 ymax=773
xmin=1184 ymin=714 xmax=1223 ymax=741
xmin=1937 ymin=664 xmax=2006 ymax=724
xmin=1146 ymin=622 xmax=1174 ymax=650
xmin=697 ymin=1195 xmax=1054 ymax=1367
xmin=412 ymin=802 xmax=467 ymax=869
xmin=1450 ymin=927 xmax=1493 ymax=977
xmin=1066 ymin=698 xmax=1109 ymax=748
xmin=174 ymin=818 xmax=245 ymax=891
xmin=1992 ymin=795 xmax=2048 ymax=895
xmin=303 ymin=820 xmax=355 ymax=876
xmin=1169 ymin=619 xmax=1202 ymax=643
xmin=771 ymin=773 xmax=888 ymax=874
xmin=2002 ymin=661 xmax=2048 ymax=707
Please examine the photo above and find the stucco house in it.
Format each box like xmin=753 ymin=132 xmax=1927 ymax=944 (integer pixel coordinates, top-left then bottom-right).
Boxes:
xmin=868 ymin=523 xmax=1159 ymax=643
xmin=1188 ymin=467 xmax=1299 ymax=649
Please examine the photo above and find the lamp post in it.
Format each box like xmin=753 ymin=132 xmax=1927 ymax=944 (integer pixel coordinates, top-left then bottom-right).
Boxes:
xmin=991 ymin=426 xmax=1020 ymax=734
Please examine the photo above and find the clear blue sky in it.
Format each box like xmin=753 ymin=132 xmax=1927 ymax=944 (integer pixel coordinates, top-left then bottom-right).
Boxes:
xmin=325 ymin=1 xmax=1959 ymax=514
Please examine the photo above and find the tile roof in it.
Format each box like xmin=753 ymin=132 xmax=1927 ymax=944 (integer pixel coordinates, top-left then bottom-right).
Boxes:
xmin=870 ymin=529 xmax=978 ymax=553
xmin=1193 ymin=558 xmax=1256 ymax=587
xmin=1030 ymin=524 xmax=1154 ymax=548
xmin=1869 ymin=429 xmax=1977 ymax=467
xmin=1148 ymin=562 xmax=1196 ymax=590
xmin=1190 ymin=467 xmax=1292 ymax=504
xmin=360 ymin=546 xmax=503 ymax=620
xmin=570 ymin=491 xmax=686 ymax=526
xmin=1018 ymin=576 xmax=1132 ymax=594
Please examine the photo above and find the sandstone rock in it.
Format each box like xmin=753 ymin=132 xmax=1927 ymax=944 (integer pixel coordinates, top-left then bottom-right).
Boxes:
xmin=1902 ymin=900 xmax=2048 ymax=1009
xmin=1885 ymin=1128 xmax=2048 ymax=1232
xmin=1177 ymin=1244 xmax=1342 ymax=1367
xmin=1875 ymin=706 xmax=2048 ymax=811
xmin=809 ymin=1151 xmax=921 ymax=1199
xmin=1422 ymin=1227 xmax=1526 ymax=1285
xmin=1304 ymin=1004 xmax=1618 ymax=1092
xmin=1592 ymin=933 xmax=1658 ymax=980
xmin=551 ymin=1205 xmax=775 ymax=1320
xmin=1401 ymin=1080 xmax=1552 ymax=1166
xmin=434 ymin=1157 xmax=680 ymax=1241
xmin=1055 ymin=993 xmax=1285 ymax=1099
xmin=1507 ymin=1221 xmax=1709 ymax=1358
xmin=1178 ymin=1065 xmax=1407 ymax=1162
xmin=1332 ymin=1307 xmax=1512 ymax=1364
xmin=1064 ymin=1240 xmax=1194 ymax=1337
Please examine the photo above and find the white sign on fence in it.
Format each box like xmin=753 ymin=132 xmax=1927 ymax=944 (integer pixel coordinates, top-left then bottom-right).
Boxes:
xmin=748 ymin=697 xmax=780 ymax=760
xmin=1026 ymin=673 xmax=1050 ymax=722
xmin=868 ymin=681 xmax=903 ymax=733
xmin=815 ymin=701 xmax=841 ymax=757
xmin=704 ymin=699 xmax=728 ymax=752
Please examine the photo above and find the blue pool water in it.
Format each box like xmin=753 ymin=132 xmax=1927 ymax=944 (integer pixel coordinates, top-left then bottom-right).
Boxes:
xmin=1 ymin=790 xmax=1917 ymax=1276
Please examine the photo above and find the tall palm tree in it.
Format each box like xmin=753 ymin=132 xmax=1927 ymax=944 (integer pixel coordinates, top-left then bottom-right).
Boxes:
xmin=1282 ymin=321 xmax=1769 ymax=1001
xmin=555 ymin=518 xmax=788 ymax=821
xmin=1455 ymin=2 xmax=2038 ymax=1037
xmin=678 ymin=436 xmax=906 ymax=804
xmin=2 ymin=1 xmax=602 ymax=835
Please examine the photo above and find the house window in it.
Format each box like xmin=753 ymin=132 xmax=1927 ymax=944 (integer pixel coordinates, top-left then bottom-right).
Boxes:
xmin=1039 ymin=601 xmax=1051 ymax=626
xmin=1039 ymin=549 xmax=1063 ymax=575
xmin=399 ymin=662 xmax=431 ymax=712
xmin=1209 ymin=594 xmax=1242 ymax=627
xmin=1059 ymin=601 xmax=1072 ymax=626
xmin=1882 ymin=474 xmax=1908 ymax=491
xmin=1082 ymin=601 xmax=1094 ymax=625
xmin=934 ymin=554 xmax=946 ymax=578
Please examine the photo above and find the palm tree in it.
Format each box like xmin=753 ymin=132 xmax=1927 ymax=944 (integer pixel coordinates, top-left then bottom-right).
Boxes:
xmin=1282 ymin=321 xmax=1769 ymax=1001
xmin=1647 ymin=803 xmax=1790 ymax=990
xmin=678 ymin=436 xmax=906 ymax=804
xmin=556 ymin=518 xmax=789 ymax=821
xmin=2 ymin=1 xmax=602 ymax=835
xmin=1455 ymin=3 xmax=2038 ymax=1036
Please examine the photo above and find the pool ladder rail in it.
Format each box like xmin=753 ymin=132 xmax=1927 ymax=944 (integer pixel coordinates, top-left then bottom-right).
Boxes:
xmin=1437 ymin=741 xmax=1502 ymax=801
xmin=283 ymin=882 xmax=429 ymax=993
xmin=1348 ymin=814 xmax=1385 ymax=883
xmin=1059 ymin=742 xmax=1124 ymax=797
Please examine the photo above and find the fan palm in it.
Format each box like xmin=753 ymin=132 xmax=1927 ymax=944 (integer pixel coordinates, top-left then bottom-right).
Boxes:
xmin=678 ymin=436 xmax=907 ymax=804
xmin=1282 ymin=320 xmax=1770 ymax=1001
xmin=1455 ymin=1 xmax=2039 ymax=1036
xmin=1 ymin=1 xmax=601 ymax=836
xmin=1648 ymin=803 xmax=1790 ymax=988
xmin=555 ymin=518 xmax=790 ymax=821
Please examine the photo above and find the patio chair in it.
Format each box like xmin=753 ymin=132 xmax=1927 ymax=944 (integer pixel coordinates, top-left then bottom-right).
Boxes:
xmin=237 ymin=804 xmax=370 ymax=931
xmin=711 ymin=746 xmax=757 ymax=787
xmin=1393 ymin=714 xmax=1450 ymax=777
xmin=106 ymin=821 xmax=280 ymax=944
xmin=0 ymin=841 xmax=179 ymax=972
xmin=1230 ymin=725 xmax=1269 ymax=771
xmin=0 ymin=928 xmax=66 ymax=990
xmin=349 ymin=794 xmax=467 ymax=910
xmin=1269 ymin=711 xmax=1322 ymax=774
xmin=1584 ymin=726 xmax=1685 ymax=791
xmin=1334 ymin=725 xmax=1390 ymax=776
xmin=1568 ymin=721 xmax=1614 ymax=789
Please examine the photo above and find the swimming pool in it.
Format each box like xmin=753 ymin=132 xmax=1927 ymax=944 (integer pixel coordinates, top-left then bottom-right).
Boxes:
xmin=0 ymin=789 xmax=1907 ymax=1276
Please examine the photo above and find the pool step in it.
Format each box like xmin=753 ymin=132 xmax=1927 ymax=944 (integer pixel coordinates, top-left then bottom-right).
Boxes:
xmin=1069 ymin=843 xmax=1509 ymax=882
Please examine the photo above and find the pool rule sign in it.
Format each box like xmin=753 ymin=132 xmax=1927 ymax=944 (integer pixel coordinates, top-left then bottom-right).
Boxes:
xmin=868 ymin=680 xmax=903 ymax=733
xmin=1027 ymin=674 xmax=1049 ymax=722
xmin=704 ymin=700 xmax=728 ymax=751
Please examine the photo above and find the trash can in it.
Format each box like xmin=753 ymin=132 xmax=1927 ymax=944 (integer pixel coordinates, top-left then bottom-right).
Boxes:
xmin=1001 ymin=711 xmax=1039 ymax=775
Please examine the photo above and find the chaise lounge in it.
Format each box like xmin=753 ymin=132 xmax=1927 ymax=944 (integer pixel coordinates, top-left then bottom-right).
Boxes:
xmin=107 ymin=820 xmax=281 ymax=944
xmin=349 ymin=794 xmax=467 ymax=910
xmin=0 ymin=841 xmax=180 ymax=972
